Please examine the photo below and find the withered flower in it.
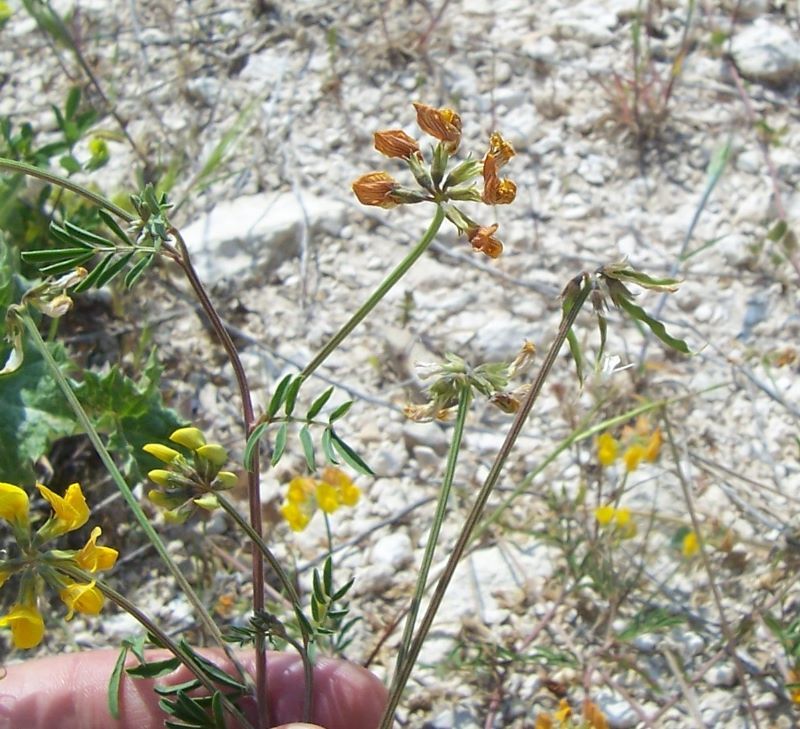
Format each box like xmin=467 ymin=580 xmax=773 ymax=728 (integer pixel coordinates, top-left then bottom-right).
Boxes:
xmin=352 ymin=171 xmax=402 ymax=208
xmin=467 ymin=224 xmax=503 ymax=259
xmin=413 ymin=102 xmax=462 ymax=153
xmin=482 ymin=154 xmax=517 ymax=205
xmin=482 ymin=132 xmax=517 ymax=205
xmin=486 ymin=132 xmax=515 ymax=167
xmin=374 ymin=129 xmax=421 ymax=159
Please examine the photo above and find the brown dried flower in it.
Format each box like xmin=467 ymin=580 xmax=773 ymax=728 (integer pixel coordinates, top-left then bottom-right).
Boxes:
xmin=352 ymin=172 xmax=402 ymax=208
xmin=467 ymin=224 xmax=503 ymax=258
xmin=373 ymin=129 xmax=421 ymax=159
xmin=482 ymin=154 xmax=517 ymax=204
xmin=413 ymin=102 xmax=462 ymax=152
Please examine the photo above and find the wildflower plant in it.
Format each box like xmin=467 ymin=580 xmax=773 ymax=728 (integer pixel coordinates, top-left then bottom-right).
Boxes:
xmin=0 ymin=481 xmax=117 ymax=649
xmin=0 ymin=98 xmax=692 ymax=729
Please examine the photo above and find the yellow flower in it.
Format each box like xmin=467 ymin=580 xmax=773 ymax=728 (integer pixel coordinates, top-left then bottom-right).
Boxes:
xmin=169 ymin=426 xmax=206 ymax=451
xmin=315 ymin=481 xmax=340 ymax=514
xmin=147 ymin=469 xmax=173 ymax=488
xmin=0 ymin=603 xmax=45 ymax=649
xmin=36 ymin=482 xmax=89 ymax=537
xmin=594 ymin=504 xmax=615 ymax=526
xmin=279 ymin=500 xmax=313 ymax=532
xmin=622 ymin=443 xmax=645 ymax=472
xmin=682 ymin=530 xmax=699 ymax=558
xmin=466 ymin=224 xmax=503 ymax=259
xmin=142 ymin=443 xmax=182 ymax=464
xmin=75 ymin=526 xmax=118 ymax=572
xmin=374 ymin=129 xmax=421 ymax=159
xmin=59 ymin=580 xmax=104 ymax=619
xmin=553 ymin=698 xmax=572 ymax=722
xmin=321 ymin=466 xmax=361 ymax=507
xmin=644 ymin=428 xmax=662 ymax=462
xmin=0 ymin=482 xmax=29 ymax=524
xmin=352 ymin=171 xmax=403 ymax=208
xmin=287 ymin=476 xmax=316 ymax=505
xmin=413 ymin=102 xmax=462 ymax=152
xmin=596 ymin=433 xmax=619 ymax=467
xmin=614 ymin=507 xmax=631 ymax=527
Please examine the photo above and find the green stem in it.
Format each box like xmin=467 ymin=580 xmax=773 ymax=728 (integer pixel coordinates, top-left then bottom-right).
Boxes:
xmin=301 ymin=205 xmax=445 ymax=380
xmin=19 ymin=313 xmax=246 ymax=678
xmin=378 ymin=276 xmax=592 ymax=729
xmin=56 ymin=564 xmax=255 ymax=729
xmin=0 ymin=157 xmax=133 ymax=222
xmin=391 ymin=385 xmax=470 ymax=693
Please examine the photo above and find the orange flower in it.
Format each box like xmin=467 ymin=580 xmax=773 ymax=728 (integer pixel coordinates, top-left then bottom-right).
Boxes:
xmin=352 ymin=172 xmax=402 ymax=208
xmin=482 ymin=132 xmax=517 ymax=204
xmin=374 ymin=129 xmax=420 ymax=159
xmin=486 ymin=131 xmax=515 ymax=167
xmin=467 ymin=224 xmax=503 ymax=258
xmin=482 ymin=153 xmax=517 ymax=204
xmin=413 ymin=102 xmax=462 ymax=152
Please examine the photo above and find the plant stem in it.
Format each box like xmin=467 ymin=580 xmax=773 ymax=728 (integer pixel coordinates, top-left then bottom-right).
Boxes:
xmin=168 ymin=227 xmax=269 ymax=727
xmin=391 ymin=384 xmax=470 ymax=693
xmin=0 ymin=157 xmax=134 ymax=222
xmin=378 ymin=275 xmax=592 ymax=728
xmin=56 ymin=564 xmax=255 ymax=729
xmin=301 ymin=205 xmax=445 ymax=380
xmin=20 ymin=312 xmax=240 ymax=659
xmin=216 ymin=493 xmax=315 ymax=723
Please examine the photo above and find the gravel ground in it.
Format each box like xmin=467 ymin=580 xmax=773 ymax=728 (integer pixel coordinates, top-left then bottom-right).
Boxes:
xmin=2 ymin=1 xmax=800 ymax=727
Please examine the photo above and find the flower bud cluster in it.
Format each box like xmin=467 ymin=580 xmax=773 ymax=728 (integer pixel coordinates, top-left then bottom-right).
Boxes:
xmin=0 ymin=481 xmax=118 ymax=649
xmin=143 ymin=426 xmax=238 ymax=523
xmin=352 ymin=102 xmax=518 ymax=258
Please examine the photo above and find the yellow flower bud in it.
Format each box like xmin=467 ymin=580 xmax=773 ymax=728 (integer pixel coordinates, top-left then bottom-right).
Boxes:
xmin=147 ymin=469 xmax=173 ymax=488
xmin=682 ymin=530 xmax=699 ymax=558
xmin=196 ymin=443 xmax=228 ymax=467
xmin=169 ymin=426 xmax=206 ymax=451
xmin=193 ymin=494 xmax=219 ymax=511
xmin=215 ymin=471 xmax=238 ymax=489
xmin=143 ymin=443 xmax=182 ymax=463
xmin=596 ymin=433 xmax=619 ymax=467
xmin=0 ymin=482 xmax=29 ymax=524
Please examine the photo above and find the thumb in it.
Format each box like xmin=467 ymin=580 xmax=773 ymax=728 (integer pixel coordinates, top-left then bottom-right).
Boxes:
xmin=273 ymin=725 xmax=326 ymax=729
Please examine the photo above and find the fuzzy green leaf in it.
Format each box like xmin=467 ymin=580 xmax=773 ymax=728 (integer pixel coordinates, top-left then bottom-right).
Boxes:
xmin=299 ymin=424 xmax=315 ymax=471
xmin=616 ymin=297 xmax=690 ymax=354
xmin=267 ymin=374 xmax=293 ymax=419
xmin=328 ymin=400 xmax=353 ymax=423
xmin=283 ymin=376 xmax=303 ymax=417
xmin=244 ymin=421 xmax=268 ymax=471
xmin=330 ymin=431 xmax=373 ymax=476
xmin=107 ymin=644 xmax=129 ymax=719
xmin=604 ymin=266 xmax=680 ymax=292
xmin=270 ymin=422 xmax=288 ymax=467
xmin=321 ymin=427 xmax=337 ymax=464
xmin=98 ymin=209 xmax=133 ymax=245
xmin=306 ymin=386 xmax=334 ymax=420
xmin=126 ymin=657 xmax=181 ymax=679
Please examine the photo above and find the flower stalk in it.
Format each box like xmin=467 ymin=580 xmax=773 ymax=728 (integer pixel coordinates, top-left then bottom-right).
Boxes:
xmin=379 ymin=274 xmax=593 ymax=728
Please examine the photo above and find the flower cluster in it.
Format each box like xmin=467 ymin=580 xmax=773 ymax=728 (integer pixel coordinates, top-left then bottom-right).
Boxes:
xmin=594 ymin=504 xmax=637 ymax=540
xmin=405 ymin=341 xmax=536 ymax=422
xmin=352 ymin=102 xmax=517 ymax=259
xmin=596 ymin=417 xmax=662 ymax=472
xmin=279 ymin=467 xmax=360 ymax=532
xmin=0 ymin=481 xmax=118 ymax=649
xmin=534 ymin=697 xmax=608 ymax=728
xmin=143 ymin=426 xmax=238 ymax=523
